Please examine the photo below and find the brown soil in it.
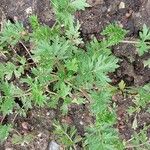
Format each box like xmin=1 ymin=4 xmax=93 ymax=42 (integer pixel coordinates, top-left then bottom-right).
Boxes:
xmin=0 ymin=0 xmax=150 ymax=150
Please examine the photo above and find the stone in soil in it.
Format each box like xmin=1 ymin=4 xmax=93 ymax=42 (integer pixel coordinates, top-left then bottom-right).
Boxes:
xmin=48 ymin=141 xmax=60 ymax=150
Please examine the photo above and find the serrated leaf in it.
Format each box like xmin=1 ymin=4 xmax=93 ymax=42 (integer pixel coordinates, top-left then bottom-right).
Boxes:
xmin=72 ymin=97 xmax=85 ymax=105
xmin=135 ymin=84 xmax=150 ymax=108
xmin=86 ymin=123 xmax=124 ymax=150
xmin=94 ymin=54 xmax=119 ymax=73
xmin=94 ymin=54 xmax=119 ymax=84
xmin=137 ymin=41 xmax=150 ymax=56
xmin=140 ymin=24 xmax=150 ymax=41
xmin=65 ymin=58 xmax=78 ymax=72
xmin=101 ymin=24 xmax=127 ymax=46
xmin=0 ymin=124 xmax=12 ymax=142
xmin=12 ymin=134 xmax=34 ymax=145
xmin=0 ymin=20 xmax=26 ymax=46
xmin=61 ymin=97 xmax=72 ymax=114
xmin=144 ymin=59 xmax=150 ymax=68
xmin=59 ymin=82 xmax=71 ymax=99
xmin=0 ymin=97 xmax=15 ymax=115
xmin=132 ymin=115 xmax=138 ymax=130
xmin=53 ymin=121 xmax=81 ymax=148
xmin=118 ymin=80 xmax=126 ymax=91
xmin=70 ymin=0 xmax=90 ymax=10
xmin=31 ymin=82 xmax=47 ymax=107
xmin=29 ymin=15 xmax=40 ymax=30
xmin=66 ymin=20 xmax=83 ymax=45
xmin=137 ymin=24 xmax=150 ymax=56
xmin=52 ymin=0 xmax=89 ymax=27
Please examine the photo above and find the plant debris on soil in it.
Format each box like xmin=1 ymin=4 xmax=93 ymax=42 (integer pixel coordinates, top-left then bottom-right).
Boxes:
xmin=0 ymin=0 xmax=150 ymax=150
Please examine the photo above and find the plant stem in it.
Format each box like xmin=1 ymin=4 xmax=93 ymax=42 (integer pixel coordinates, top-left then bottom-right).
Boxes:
xmin=53 ymin=123 xmax=76 ymax=150
xmin=0 ymin=115 xmax=6 ymax=124
xmin=121 ymin=40 xmax=139 ymax=44
xmin=64 ymin=80 xmax=92 ymax=102
xmin=62 ymin=131 xmax=76 ymax=150
xmin=46 ymin=90 xmax=57 ymax=96
xmin=0 ymin=52 xmax=7 ymax=59
xmin=12 ymin=112 xmax=19 ymax=123
xmin=12 ymin=128 xmax=21 ymax=136
xmin=19 ymin=41 xmax=37 ymax=66
xmin=121 ymin=39 xmax=150 ymax=45
xmin=80 ymin=88 xmax=92 ymax=102
xmin=125 ymin=140 xmax=150 ymax=149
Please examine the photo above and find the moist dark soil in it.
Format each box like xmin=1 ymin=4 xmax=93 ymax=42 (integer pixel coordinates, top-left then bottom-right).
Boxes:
xmin=0 ymin=0 xmax=150 ymax=150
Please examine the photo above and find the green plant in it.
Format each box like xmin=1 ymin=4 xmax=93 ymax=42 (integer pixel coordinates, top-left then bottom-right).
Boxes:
xmin=137 ymin=24 xmax=150 ymax=56
xmin=127 ymin=83 xmax=150 ymax=114
xmin=125 ymin=125 xmax=150 ymax=149
xmin=143 ymin=59 xmax=150 ymax=68
xmin=134 ymin=84 xmax=150 ymax=108
xmin=85 ymin=126 xmax=124 ymax=150
xmin=0 ymin=0 xmax=150 ymax=149
xmin=125 ymin=84 xmax=150 ymax=149
xmin=0 ymin=0 xmax=91 ymax=143
xmin=0 ymin=20 xmax=27 ymax=47
xmin=51 ymin=0 xmax=89 ymax=26
xmin=53 ymin=121 xmax=82 ymax=150
xmin=12 ymin=133 xmax=35 ymax=145
xmin=0 ymin=124 xmax=12 ymax=142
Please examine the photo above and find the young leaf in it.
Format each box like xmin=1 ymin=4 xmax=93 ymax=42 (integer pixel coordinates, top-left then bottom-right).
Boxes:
xmin=132 ymin=115 xmax=138 ymax=130
xmin=118 ymin=80 xmax=126 ymax=91
xmin=59 ymin=82 xmax=71 ymax=99
xmin=101 ymin=24 xmax=127 ymax=47
xmin=137 ymin=24 xmax=150 ymax=56
xmin=135 ymin=84 xmax=150 ymax=108
xmin=70 ymin=0 xmax=90 ymax=11
xmin=85 ymin=123 xmax=124 ymax=150
xmin=12 ymin=134 xmax=35 ymax=145
xmin=0 ymin=124 xmax=12 ymax=142
xmin=0 ymin=20 xmax=26 ymax=46
xmin=65 ymin=58 xmax=78 ymax=72
xmin=31 ymin=81 xmax=47 ymax=107
xmin=53 ymin=121 xmax=82 ymax=148
xmin=144 ymin=58 xmax=150 ymax=68
xmin=0 ymin=97 xmax=15 ymax=115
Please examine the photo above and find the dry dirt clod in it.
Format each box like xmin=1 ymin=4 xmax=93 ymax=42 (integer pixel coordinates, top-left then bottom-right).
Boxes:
xmin=5 ymin=148 xmax=13 ymax=150
xmin=87 ymin=0 xmax=104 ymax=6
xmin=146 ymin=0 xmax=150 ymax=16
xmin=0 ymin=8 xmax=6 ymax=31
xmin=21 ymin=122 xmax=30 ymax=130
xmin=125 ymin=10 xmax=133 ymax=19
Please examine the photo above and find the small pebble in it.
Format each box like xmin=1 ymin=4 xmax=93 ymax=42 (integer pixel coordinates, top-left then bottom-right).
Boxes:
xmin=13 ymin=16 xmax=18 ymax=21
xmin=38 ymin=133 xmax=42 ymax=137
xmin=118 ymin=21 xmax=124 ymax=28
xmin=46 ymin=112 xmax=50 ymax=116
xmin=119 ymin=2 xmax=125 ymax=9
xmin=125 ymin=10 xmax=133 ymax=18
xmin=48 ymin=141 xmax=60 ymax=150
xmin=21 ymin=122 xmax=29 ymax=130
xmin=5 ymin=148 xmax=13 ymax=150
xmin=25 ymin=7 xmax=32 ymax=15
xmin=101 ymin=6 xmax=107 ymax=13
xmin=125 ymin=13 xmax=131 ymax=18
xmin=79 ymin=121 xmax=84 ymax=125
